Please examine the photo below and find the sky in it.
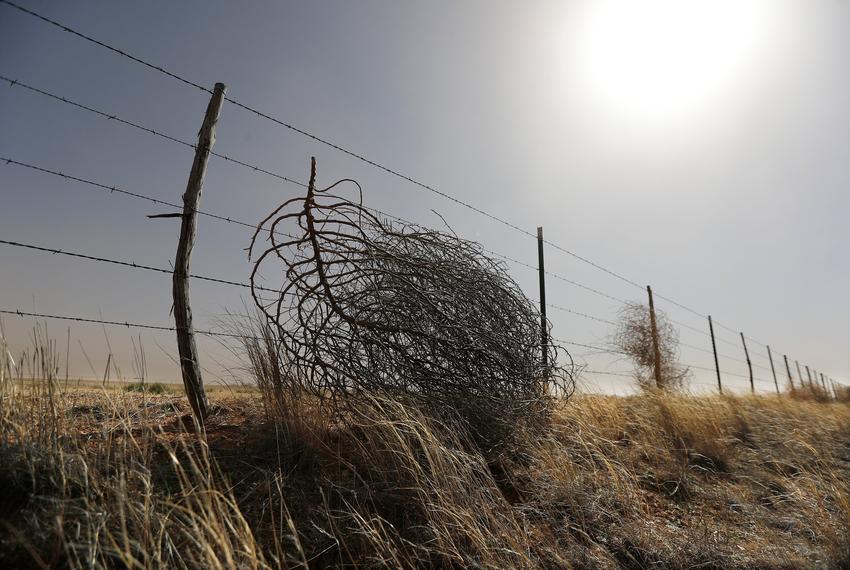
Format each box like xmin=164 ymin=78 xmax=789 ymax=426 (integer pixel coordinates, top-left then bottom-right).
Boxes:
xmin=1 ymin=0 xmax=848 ymax=394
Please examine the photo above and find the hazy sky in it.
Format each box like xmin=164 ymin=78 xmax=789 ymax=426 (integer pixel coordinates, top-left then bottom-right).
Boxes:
xmin=1 ymin=1 xmax=848 ymax=393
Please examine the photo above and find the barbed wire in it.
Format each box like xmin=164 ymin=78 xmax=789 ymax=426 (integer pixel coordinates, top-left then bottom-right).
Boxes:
xmin=0 ymin=74 xmax=787 ymax=370
xmin=0 ymin=75 xmax=307 ymax=190
xmin=489 ymin=249 xmax=630 ymax=305
xmin=3 ymin=74 xmax=647 ymax=315
xmin=0 ymin=3 xmax=734 ymax=329
xmin=0 ymin=157 xmax=310 ymax=247
xmin=0 ymin=1 xmax=717 ymax=317
xmin=535 ymin=301 xmax=617 ymax=326
xmin=1 ymin=153 xmax=832 ymax=388
xmin=0 ymin=0 xmax=840 ymax=386
xmin=0 ymin=308 xmax=259 ymax=341
xmin=676 ymin=339 xmax=772 ymax=371
xmin=3 ymin=153 xmax=636 ymax=327
xmin=0 ymin=1 xmax=211 ymax=94
xmin=2 ymin=237 xmax=635 ymax=352
xmin=552 ymin=338 xmax=627 ymax=356
xmin=580 ymin=369 xmax=634 ymax=378
xmin=0 ymin=238 xmax=283 ymax=293
xmin=2 ymin=308 xmax=843 ymax=388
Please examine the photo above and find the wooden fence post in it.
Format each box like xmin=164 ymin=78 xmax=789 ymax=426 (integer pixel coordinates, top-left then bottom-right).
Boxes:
xmin=805 ymin=365 xmax=813 ymax=388
xmin=766 ymin=345 xmax=779 ymax=395
xmin=708 ymin=315 xmax=722 ymax=393
xmin=820 ymin=372 xmax=827 ymax=392
xmin=537 ymin=227 xmax=548 ymax=371
xmin=740 ymin=333 xmax=754 ymax=393
xmin=646 ymin=286 xmax=662 ymax=389
xmin=795 ymin=360 xmax=804 ymax=388
xmin=783 ymin=354 xmax=794 ymax=390
xmin=173 ymin=82 xmax=227 ymax=425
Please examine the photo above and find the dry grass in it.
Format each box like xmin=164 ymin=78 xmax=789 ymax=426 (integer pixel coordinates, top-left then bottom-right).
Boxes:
xmin=1 ymin=336 xmax=849 ymax=567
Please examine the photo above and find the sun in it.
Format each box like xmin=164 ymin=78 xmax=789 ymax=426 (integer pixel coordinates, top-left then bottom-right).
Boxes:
xmin=576 ymin=0 xmax=767 ymax=126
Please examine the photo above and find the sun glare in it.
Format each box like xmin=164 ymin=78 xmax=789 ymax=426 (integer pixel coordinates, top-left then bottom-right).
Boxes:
xmin=577 ymin=0 xmax=767 ymax=126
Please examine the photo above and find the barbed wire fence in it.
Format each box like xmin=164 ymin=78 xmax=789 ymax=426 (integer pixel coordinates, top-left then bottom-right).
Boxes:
xmin=0 ymin=0 xmax=846 ymax=402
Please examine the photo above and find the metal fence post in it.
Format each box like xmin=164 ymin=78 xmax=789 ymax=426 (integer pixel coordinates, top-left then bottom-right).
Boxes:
xmin=740 ymin=333 xmax=754 ymax=393
xmin=708 ymin=315 xmax=722 ymax=393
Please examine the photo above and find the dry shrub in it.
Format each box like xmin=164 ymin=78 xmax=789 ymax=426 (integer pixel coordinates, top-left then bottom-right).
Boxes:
xmin=247 ymin=158 xmax=573 ymax=450
xmin=790 ymin=381 xmax=837 ymax=403
xmin=611 ymin=301 xmax=690 ymax=391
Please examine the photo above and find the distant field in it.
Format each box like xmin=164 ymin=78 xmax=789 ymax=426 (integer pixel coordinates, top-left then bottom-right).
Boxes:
xmin=1 ymin=380 xmax=849 ymax=568
xmin=12 ymin=376 xmax=260 ymax=393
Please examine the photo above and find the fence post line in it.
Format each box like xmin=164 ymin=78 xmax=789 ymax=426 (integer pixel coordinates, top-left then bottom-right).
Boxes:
xmin=172 ymin=81 xmax=227 ymax=425
xmin=795 ymin=360 xmax=804 ymax=388
xmin=783 ymin=354 xmax=794 ymax=390
xmin=708 ymin=315 xmax=722 ymax=394
xmin=766 ymin=345 xmax=779 ymax=395
xmin=740 ymin=333 xmax=754 ymax=393
xmin=536 ymin=226 xmax=548 ymax=371
xmin=646 ymin=286 xmax=663 ymax=389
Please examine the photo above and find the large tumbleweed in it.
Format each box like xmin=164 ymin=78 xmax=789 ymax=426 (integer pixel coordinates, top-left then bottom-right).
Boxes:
xmin=248 ymin=158 xmax=573 ymax=449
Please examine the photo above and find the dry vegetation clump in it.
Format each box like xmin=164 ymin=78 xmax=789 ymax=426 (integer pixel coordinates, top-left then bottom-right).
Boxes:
xmin=246 ymin=158 xmax=573 ymax=451
xmin=2 ymin=330 xmax=850 ymax=568
xmin=790 ymin=381 xmax=841 ymax=404
xmin=611 ymin=302 xmax=690 ymax=391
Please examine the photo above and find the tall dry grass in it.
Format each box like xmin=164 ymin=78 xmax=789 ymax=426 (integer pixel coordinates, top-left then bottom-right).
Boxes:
xmin=1 ymin=327 xmax=850 ymax=568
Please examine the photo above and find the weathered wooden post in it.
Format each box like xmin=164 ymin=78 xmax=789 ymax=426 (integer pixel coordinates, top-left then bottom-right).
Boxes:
xmin=766 ymin=345 xmax=779 ymax=395
xmin=795 ymin=360 xmax=804 ymax=388
xmin=740 ymin=333 xmax=754 ymax=393
xmin=537 ymin=227 xmax=548 ymax=370
xmin=820 ymin=372 xmax=827 ymax=392
xmin=783 ymin=354 xmax=794 ymax=390
xmin=805 ymin=365 xmax=813 ymax=388
xmin=173 ymin=82 xmax=227 ymax=424
xmin=708 ymin=315 xmax=722 ymax=393
xmin=646 ymin=286 xmax=663 ymax=389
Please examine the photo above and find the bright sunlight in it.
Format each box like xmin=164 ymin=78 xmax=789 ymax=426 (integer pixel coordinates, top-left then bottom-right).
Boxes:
xmin=577 ymin=0 xmax=769 ymax=126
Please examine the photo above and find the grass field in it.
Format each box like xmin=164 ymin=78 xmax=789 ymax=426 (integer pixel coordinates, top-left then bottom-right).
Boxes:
xmin=2 ymin=371 xmax=849 ymax=568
